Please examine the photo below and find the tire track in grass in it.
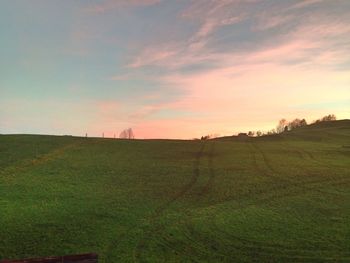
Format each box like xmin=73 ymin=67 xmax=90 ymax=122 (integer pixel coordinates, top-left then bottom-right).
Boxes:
xmin=190 ymin=142 xmax=350 ymax=260
xmin=280 ymin=141 xmax=345 ymax=187
xmin=281 ymin=140 xmax=326 ymax=166
xmin=158 ymin=142 xmax=350 ymax=261
xmin=153 ymin=142 xmax=207 ymax=217
xmin=166 ymin=145 xmax=288 ymax=258
xmin=160 ymin=198 xmax=350 ymax=262
xmin=205 ymin=141 xmax=348 ymax=208
xmin=156 ymin=141 xmax=232 ymax=261
xmin=132 ymin=142 xmax=206 ymax=262
xmin=238 ymin=143 xmax=348 ymax=254
xmin=174 ymin=142 xmax=216 ymax=259
xmin=152 ymin=141 xmax=350 ymax=261
xmin=206 ymin=212 xmax=350 ymax=260
xmin=158 ymin=142 xmax=282 ymax=258
xmin=111 ymin=140 xmax=348 ymax=261
xmin=197 ymin=142 xmax=215 ymax=196
xmin=250 ymin=142 xmax=281 ymax=180
xmin=183 ymin=221 xmax=350 ymax=262
xmin=253 ymin=142 xmax=350 ymax=195
xmin=197 ymin=144 xmax=302 ymax=257
xmin=251 ymin=142 xmax=278 ymax=174
xmin=0 ymin=140 xmax=83 ymax=181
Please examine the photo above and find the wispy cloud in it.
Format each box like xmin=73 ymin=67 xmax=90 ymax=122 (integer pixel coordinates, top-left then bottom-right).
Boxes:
xmin=2 ymin=0 xmax=349 ymax=138
xmin=125 ymin=0 xmax=350 ymax=71
xmin=291 ymin=0 xmax=324 ymax=9
xmin=83 ymin=0 xmax=161 ymax=14
xmin=117 ymin=0 xmax=350 ymax=138
xmin=126 ymin=0 xmax=250 ymax=70
xmin=127 ymin=46 xmax=178 ymax=68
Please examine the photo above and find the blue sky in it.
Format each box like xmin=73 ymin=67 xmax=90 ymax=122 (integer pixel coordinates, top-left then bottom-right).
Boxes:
xmin=1 ymin=0 xmax=349 ymax=138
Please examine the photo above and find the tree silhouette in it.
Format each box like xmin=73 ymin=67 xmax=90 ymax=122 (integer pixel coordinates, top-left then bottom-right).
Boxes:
xmin=320 ymin=114 xmax=336 ymax=122
xmin=288 ymin=118 xmax=307 ymax=130
xmin=120 ymin=128 xmax=135 ymax=139
xmin=276 ymin=119 xmax=288 ymax=133
xmin=248 ymin=131 xmax=255 ymax=136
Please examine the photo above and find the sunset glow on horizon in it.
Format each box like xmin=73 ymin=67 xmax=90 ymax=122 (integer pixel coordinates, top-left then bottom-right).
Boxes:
xmin=1 ymin=0 xmax=349 ymax=139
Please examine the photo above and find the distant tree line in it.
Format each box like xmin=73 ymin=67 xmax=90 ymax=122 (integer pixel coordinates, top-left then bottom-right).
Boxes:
xmin=276 ymin=118 xmax=308 ymax=133
xmin=199 ymin=134 xmax=220 ymax=140
xmin=85 ymin=128 xmax=135 ymax=139
xmin=226 ymin=114 xmax=337 ymax=139
xmin=274 ymin=114 xmax=336 ymax=134
xmin=314 ymin=114 xmax=336 ymax=123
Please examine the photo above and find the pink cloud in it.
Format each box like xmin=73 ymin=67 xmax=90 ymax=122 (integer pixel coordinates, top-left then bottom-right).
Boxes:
xmin=291 ymin=0 xmax=324 ymax=9
xmin=132 ymin=66 xmax=349 ymax=139
xmin=106 ymin=1 xmax=350 ymax=138
xmin=129 ymin=105 xmax=163 ymax=119
xmin=253 ymin=14 xmax=294 ymax=31
xmin=244 ymin=40 xmax=320 ymax=64
xmin=124 ymin=0 xmax=249 ymax=70
xmin=127 ymin=47 xmax=177 ymax=68
xmin=128 ymin=45 xmax=350 ymax=138
xmin=180 ymin=0 xmax=247 ymax=54
xmin=126 ymin=15 xmax=350 ymax=71
xmin=83 ymin=0 xmax=161 ymax=14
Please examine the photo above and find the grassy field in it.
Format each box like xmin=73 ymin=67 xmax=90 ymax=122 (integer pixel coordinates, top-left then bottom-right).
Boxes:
xmin=1 ymin=120 xmax=350 ymax=262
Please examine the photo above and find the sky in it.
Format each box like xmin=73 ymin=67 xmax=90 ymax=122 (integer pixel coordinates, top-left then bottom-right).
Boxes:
xmin=0 ymin=0 xmax=349 ymax=139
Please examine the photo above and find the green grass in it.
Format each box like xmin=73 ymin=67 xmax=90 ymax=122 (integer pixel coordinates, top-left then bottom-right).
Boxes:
xmin=1 ymin=120 xmax=350 ymax=262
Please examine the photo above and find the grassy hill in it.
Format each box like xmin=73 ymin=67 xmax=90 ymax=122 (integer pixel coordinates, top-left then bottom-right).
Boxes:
xmin=1 ymin=120 xmax=349 ymax=262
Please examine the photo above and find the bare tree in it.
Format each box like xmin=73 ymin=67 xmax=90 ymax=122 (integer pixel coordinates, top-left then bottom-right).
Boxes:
xmin=314 ymin=114 xmax=336 ymax=123
xmin=288 ymin=118 xmax=307 ymax=130
xmin=321 ymin=114 xmax=336 ymax=122
xmin=120 ymin=128 xmax=135 ymax=139
xmin=256 ymin=130 xmax=262 ymax=137
xmin=201 ymin=135 xmax=209 ymax=140
xmin=248 ymin=131 xmax=255 ymax=137
xmin=276 ymin=119 xmax=288 ymax=133
xmin=300 ymin=118 xmax=307 ymax=126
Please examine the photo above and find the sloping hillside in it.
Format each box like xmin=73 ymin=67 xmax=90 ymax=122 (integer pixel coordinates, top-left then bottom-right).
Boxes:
xmin=0 ymin=120 xmax=349 ymax=262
